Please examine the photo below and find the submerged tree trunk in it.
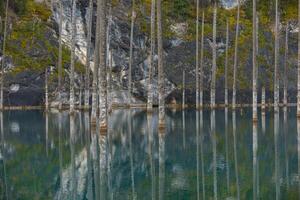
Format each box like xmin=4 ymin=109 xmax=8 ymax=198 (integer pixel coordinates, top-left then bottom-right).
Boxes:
xmin=196 ymin=0 xmax=200 ymax=109
xmin=84 ymin=0 xmax=93 ymax=110
xmin=298 ymin=0 xmax=300 ymax=117
xmin=0 ymin=0 xmax=9 ymax=110
xmin=147 ymin=0 xmax=156 ymax=112
xmin=45 ymin=68 xmax=49 ymax=110
xmin=157 ymin=0 xmax=165 ymax=129
xmin=211 ymin=3 xmax=217 ymax=109
xmin=182 ymin=70 xmax=185 ymax=109
xmin=91 ymin=0 xmax=101 ymax=124
xmin=284 ymin=23 xmax=289 ymax=106
xmin=128 ymin=0 xmax=136 ymax=106
xmin=225 ymin=19 xmax=229 ymax=107
xmin=253 ymin=0 xmax=258 ymax=121
xmin=200 ymin=12 xmax=205 ymax=108
xmin=274 ymin=0 xmax=280 ymax=112
xmin=69 ymin=0 xmax=77 ymax=114
xmin=232 ymin=0 xmax=240 ymax=110
xmin=98 ymin=0 xmax=108 ymax=132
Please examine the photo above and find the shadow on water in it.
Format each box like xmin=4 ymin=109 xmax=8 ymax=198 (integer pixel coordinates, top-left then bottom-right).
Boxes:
xmin=0 ymin=108 xmax=300 ymax=199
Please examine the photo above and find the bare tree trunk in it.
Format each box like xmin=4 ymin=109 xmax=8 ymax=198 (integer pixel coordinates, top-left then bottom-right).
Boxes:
xmin=70 ymin=0 xmax=77 ymax=114
xmin=58 ymin=1 xmax=63 ymax=110
xmin=182 ymin=70 xmax=185 ymax=109
xmin=157 ymin=0 xmax=165 ymax=129
xmin=262 ymin=87 xmax=266 ymax=111
xmin=298 ymin=0 xmax=300 ymax=117
xmin=98 ymin=0 xmax=108 ymax=132
xmin=211 ymin=3 xmax=217 ymax=109
xmin=79 ymin=75 xmax=83 ymax=109
xmin=253 ymin=0 xmax=258 ymax=121
xmin=225 ymin=19 xmax=229 ymax=107
xmin=108 ymin=49 xmax=113 ymax=113
xmin=196 ymin=0 xmax=199 ymax=109
xmin=84 ymin=0 xmax=93 ymax=110
xmin=200 ymin=12 xmax=205 ymax=108
xmin=128 ymin=0 xmax=136 ymax=106
xmin=284 ymin=23 xmax=289 ymax=106
xmin=45 ymin=68 xmax=49 ymax=110
xmin=274 ymin=0 xmax=280 ymax=113
xmin=91 ymin=0 xmax=101 ymax=124
xmin=232 ymin=0 xmax=240 ymax=110
xmin=147 ymin=0 xmax=156 ymax=112
xmin=0 ymin=0 xmax=9 ymax=110
xmin=107 ymin=4 xmax=113 ymax=113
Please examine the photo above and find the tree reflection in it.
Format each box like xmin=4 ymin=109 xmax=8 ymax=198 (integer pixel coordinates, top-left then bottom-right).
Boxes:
xmin=233 ymin=111 xmax=240 ymax=200
xmin=159 ymin=129 xmax=165 ymax=200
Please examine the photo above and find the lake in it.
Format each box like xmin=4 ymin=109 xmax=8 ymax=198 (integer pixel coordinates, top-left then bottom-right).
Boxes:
xmin=0 ymin=108 xmax=299 ymax=199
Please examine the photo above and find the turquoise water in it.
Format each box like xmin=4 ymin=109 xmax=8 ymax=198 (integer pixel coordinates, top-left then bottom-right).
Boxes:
xmin=0 ymin=108 xmax=299 ymax=199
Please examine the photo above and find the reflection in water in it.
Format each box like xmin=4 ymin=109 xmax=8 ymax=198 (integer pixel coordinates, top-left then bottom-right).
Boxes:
xmin=233 ymin=111 xmax=240 ymax=200
xmin=45 ymin=112 xmax=49 ymax=156
xmin=297 ymin=118 xmax=300 ymax=197
xmin=211 ymin=110 xmax=217 ymax=200
xmin=2 ymin=109 xmax=300 ymax=199
xmin=196 ymin=111 xmax=200 ymax=200
xmin=1 ymin=112 xmax=8 ymax=200
xmin=182 ymin=109 xmax=186 ymax=149
xmin=70 ymin=115 xmax=77 ymax=200
xmin=128 ymin=110 xmax=136 ymax=199
xmin=147 ymin=113 xmax=155 ymax=200
xmin=91 ymin=124 xmax=100 ymax=200
xmin=99 ymin=133 xmax=108 ymax=200
xmin=283 ymin=108 xmax=289 ymax=189
xmin=225 ymin=108 xmax=230 ymax=192
xmin=58 ymin=113 xmax=63 ymax=200
xmin=85 ymin=113 xmax=93 ymax=200
xmin=253 ymin=120 xmax=258 ymax=200
xmin=200 ymin=111 xmax=205 ymax=200
xmin=274 ymin=113 xmax=280 ymax=200
xmin=159 ymin=130 xmax=165 ymax=200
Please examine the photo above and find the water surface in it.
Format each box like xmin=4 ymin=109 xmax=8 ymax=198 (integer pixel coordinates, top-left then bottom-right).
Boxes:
xmin=0 ymin=108 xmax=299 ymax=199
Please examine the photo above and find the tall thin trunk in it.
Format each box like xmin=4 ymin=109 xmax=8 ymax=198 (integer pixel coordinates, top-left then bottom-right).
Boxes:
xmin=45 ymin=68 xmax=49 ymax=110
xmin=262 ymin=86 xmax=266 ymax=111
xmin=147 ymin=0 xmax=156 ymax=112
xmin=70 ymin=0 xmax=77 ymax=114
xmin=128 ymin=0 xmax=136 ymax=106
xmin=211 ymin=3 xmax=217 ymax=109
xmin=98 ymin=0 xmax=108 ymax=132
xmin=284 ymin=23 xmax=289 ymax=106
xmin=84 ymin=0 xmax=93 ymax=109
xmin=79 ymin=75 xmax=83 ymax=108
xmin=232 ymin=0 xmax=240 ymax=110
xmin=298 ymin=0 xmax=300 ymax=117
xmin=196 ymin=0 xmax=199 ymax=109
xmin=182 ymin=70 xmax=185 ymax=109
xmin=58 ymin=1 xmax=63 ymax=110
xmin=157 ymin=0 xmax=165 ymax=128
xmin=253 ymin=0 xmax=258 ymax=121
xmin=91 ymin=0 xmax=101 ymax=124
xmin=274 ymin=0 xmax=279 ymax=112
xmin=225 ymin=19 xmax=229 ymax=107
xmin=200 ymin=12 xmax=205 ymax=108
xmin=108 ymin=49 xmax=113 ymax=113
xmin=0 ymin=0 xmax=9 ymax=110
xmin=107 ymin=4 xmax=113 ymax=113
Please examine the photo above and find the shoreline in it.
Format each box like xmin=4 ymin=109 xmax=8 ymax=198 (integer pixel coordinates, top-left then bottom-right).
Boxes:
xmin=0 ymin=103 xmax=297 ymax=111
